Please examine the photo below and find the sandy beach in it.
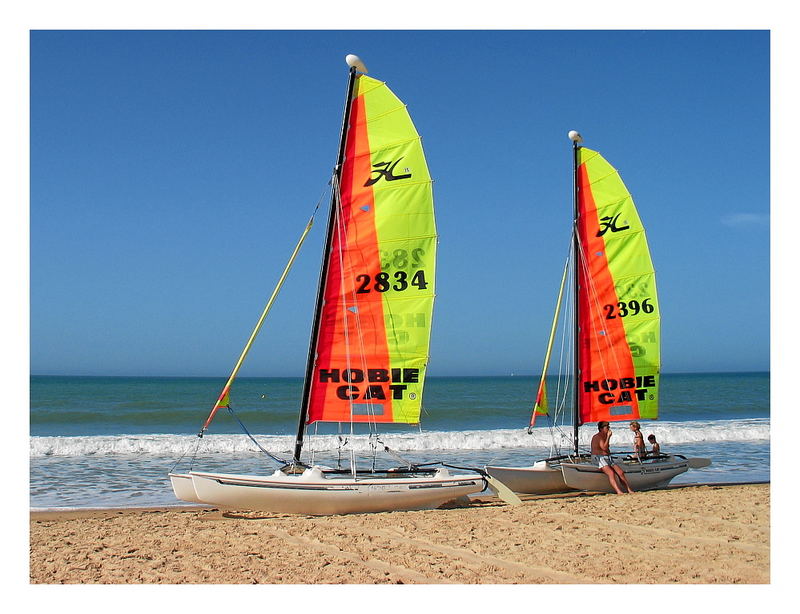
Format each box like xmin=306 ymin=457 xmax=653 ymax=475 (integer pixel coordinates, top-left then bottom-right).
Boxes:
xmin=29 ymin=483 xmax=769 ymax=584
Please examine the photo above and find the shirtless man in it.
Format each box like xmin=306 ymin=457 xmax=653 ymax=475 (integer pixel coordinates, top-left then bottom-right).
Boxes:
xmin=591 ymin=421 xmax=635 ymax=494
xmin=630 ymin=421 xmax=646 ymax=457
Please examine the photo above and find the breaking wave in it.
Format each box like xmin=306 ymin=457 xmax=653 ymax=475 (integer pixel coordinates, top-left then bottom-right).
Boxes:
xmin=30 ymin=418 xmax=769 ymax=458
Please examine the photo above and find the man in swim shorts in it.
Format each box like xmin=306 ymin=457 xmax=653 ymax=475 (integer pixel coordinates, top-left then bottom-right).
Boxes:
xmin=590 ymin=421 xmax=635 ymax=494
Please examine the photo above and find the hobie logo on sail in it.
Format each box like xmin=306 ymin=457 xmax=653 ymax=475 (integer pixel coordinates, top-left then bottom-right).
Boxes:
xmin=583 ymin=375 xmax=656 ymax=404
xmin=319 ymin=367 xmax=420 ymax=401
xmin=596 ymin=213 xmax=630 ymax=237
xmin=364 ymin=158 xmax=412 ymax=186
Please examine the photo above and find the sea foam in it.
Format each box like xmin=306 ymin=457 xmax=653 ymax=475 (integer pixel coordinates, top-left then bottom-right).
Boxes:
xmin=29 ymin=418 xmax=769 ymax=458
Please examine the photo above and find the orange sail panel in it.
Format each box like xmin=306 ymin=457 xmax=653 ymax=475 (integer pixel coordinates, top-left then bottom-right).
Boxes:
xmin=575 ymin=148 xmax=660 ymax=425
xmin=306 ymin=75 xmax=435 ymax=425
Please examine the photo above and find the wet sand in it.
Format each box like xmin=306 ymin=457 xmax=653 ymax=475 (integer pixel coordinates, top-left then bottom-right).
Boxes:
xmin=29 ymin=483 xmax=769 ymax=584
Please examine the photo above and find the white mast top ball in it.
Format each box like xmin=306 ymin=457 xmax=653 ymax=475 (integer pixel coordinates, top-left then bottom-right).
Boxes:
xmin=345 ymin=54 xmax=368 ymax=74
xmin=568 ymin=130 xmax=583 ymax=143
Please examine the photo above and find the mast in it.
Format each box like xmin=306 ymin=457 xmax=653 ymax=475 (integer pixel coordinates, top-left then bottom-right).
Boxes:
xmin=292 ymin=56 xmax=365 ymax=465
xmin=569 ymin=130 xmax=583 ymax=455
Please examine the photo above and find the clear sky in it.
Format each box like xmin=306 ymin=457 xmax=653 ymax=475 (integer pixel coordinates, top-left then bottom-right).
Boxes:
xmin=28 ymin=28 xmax=770 ymax=377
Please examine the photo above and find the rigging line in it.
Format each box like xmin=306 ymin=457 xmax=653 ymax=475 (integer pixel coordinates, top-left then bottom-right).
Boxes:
xmin=337 ymin=432 xmax=348 ymax=470
xmin=575 ymin=238 xmax=608 ymax=378
xmin=577 ymin=238 xmax=621 ymax=377
xmin=375 ymin=244 xmax=427 ymax=422
xmin=334 ymin=198 xmax=418 ymax=468
xmin=311 ymin=180 xmax=331 ymax=216
xmin=332 ymin=173 xmax=384 ymax=431
xmin=168 ymin=434 xmax=204 ymax=474
xmin=331 ymin=181 xmax=359 ymax=439
xmin=547 ymin=239 xmax=575 ymax=453
xmin=530 ymin=252 xmax=570 ymax=432
xmin=329 ymin=177 xmax=365 ymax=475
xmin=575 ymin=237 xmax=627 ymax=389
xmin=376 ymin=438 xmax=416 ymax=468
xmin=564 ymin=329 xmax=577 ymax=448
xmin=335 ymin=177 xmax=378 ymax=432
xmin=552 ymin=268 xmax=575 ymax=452
xmin=346 ymin=252 xmax=384 ymax=432
xmin=563 ymin=257 xmax=577 ymax=413
xmin=556 ymin=286 xmax=572 ymax=419
xmin=310 ymin=421 xmax=320 ymax=466
xmin=574 ymin=239 xmax=643 ymax=447
xmin=226 ymin=406 xmax=289 ymax=465
xmin=294 ymin=170 xmax=340 ymax=463
xmin=554 ymin=241 xmax=574 ymax=415
xmin=198 ymin=211 xmax=317 ymax=436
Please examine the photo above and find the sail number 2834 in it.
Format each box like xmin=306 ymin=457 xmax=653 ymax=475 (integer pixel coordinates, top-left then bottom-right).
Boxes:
xmin=356 ymin=248 xmax=430 ymax=294
xmin=356 ymin=270 xmax=429 ymax=293
xmin=604 ymin=298 xmax=655 ymax=319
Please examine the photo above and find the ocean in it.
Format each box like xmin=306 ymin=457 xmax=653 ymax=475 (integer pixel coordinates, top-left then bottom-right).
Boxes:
xmin=30 ymin=372 xmax=770 ymax=510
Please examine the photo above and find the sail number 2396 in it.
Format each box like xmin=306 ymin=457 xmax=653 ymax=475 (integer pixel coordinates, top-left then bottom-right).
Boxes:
xmin=604 ymin=298 xmax=655 ymax=319
xmin=356 ymin=270 xmax=429 ymax=293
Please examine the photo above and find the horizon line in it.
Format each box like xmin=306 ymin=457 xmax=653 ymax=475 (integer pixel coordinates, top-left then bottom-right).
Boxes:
xmin=30 ymin=370 xmax=771 ymax=379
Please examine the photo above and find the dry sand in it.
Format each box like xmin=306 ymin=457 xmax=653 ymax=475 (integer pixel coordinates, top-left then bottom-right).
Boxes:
xmin=30 ymin=483 xmax=769 ymax=584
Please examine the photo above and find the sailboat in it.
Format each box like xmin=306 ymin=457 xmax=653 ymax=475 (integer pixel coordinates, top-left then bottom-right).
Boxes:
xmin=169 ymin=55 xmax=518 ymax=514
xmin=486 ymin=131 xmax=710 ymax=494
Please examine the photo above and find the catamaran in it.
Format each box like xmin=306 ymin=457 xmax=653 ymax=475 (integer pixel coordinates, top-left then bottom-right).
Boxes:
xmin=486 ymin=131 xmax=710 ymax=494
xmin=169 ymin=55 xmax=518 ymax=514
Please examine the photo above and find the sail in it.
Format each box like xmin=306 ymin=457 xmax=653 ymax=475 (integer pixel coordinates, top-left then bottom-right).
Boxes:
xmin=575 ymin=147 xmax=660 ymax=425
xmin=306 ymin=74 xmax=436 ymax=425
xmin=529 ymin=258 xmax=569 ymax=428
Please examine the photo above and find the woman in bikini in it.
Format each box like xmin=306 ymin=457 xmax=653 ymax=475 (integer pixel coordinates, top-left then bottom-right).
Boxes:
xmin=630 ymin=421 xmax=646 ymax=458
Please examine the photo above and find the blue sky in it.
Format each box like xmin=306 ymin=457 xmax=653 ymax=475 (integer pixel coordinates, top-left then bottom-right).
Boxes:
xmin=28 ymin=29 xmax=770 ymax=377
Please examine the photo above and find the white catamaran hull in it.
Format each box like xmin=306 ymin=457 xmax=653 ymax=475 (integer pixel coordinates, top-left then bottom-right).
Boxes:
xmin=173 ymin=466 xmax=486 ymax=515
xmin=485 ymin=461 xmax=574 ymax=494
xmin=560 ymin=455 xmax=691 ymax=493
xmin=169 ymin=473 xmax=204 ymax=504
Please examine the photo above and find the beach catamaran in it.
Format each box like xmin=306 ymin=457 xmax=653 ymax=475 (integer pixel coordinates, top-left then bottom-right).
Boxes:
xmin=169 ymin=55 xmax=518 ymax=514
xmin=486 ymin=131 xmax=709 ymax=494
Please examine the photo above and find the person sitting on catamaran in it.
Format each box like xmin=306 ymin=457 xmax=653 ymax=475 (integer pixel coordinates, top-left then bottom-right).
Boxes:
xmin=630 ymin=421 xmax=646 ymax=457
xmin=591 ymin=422 xmax=635 ymax=495
xmin=647 ymin=434 xmax=660 ymax=457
